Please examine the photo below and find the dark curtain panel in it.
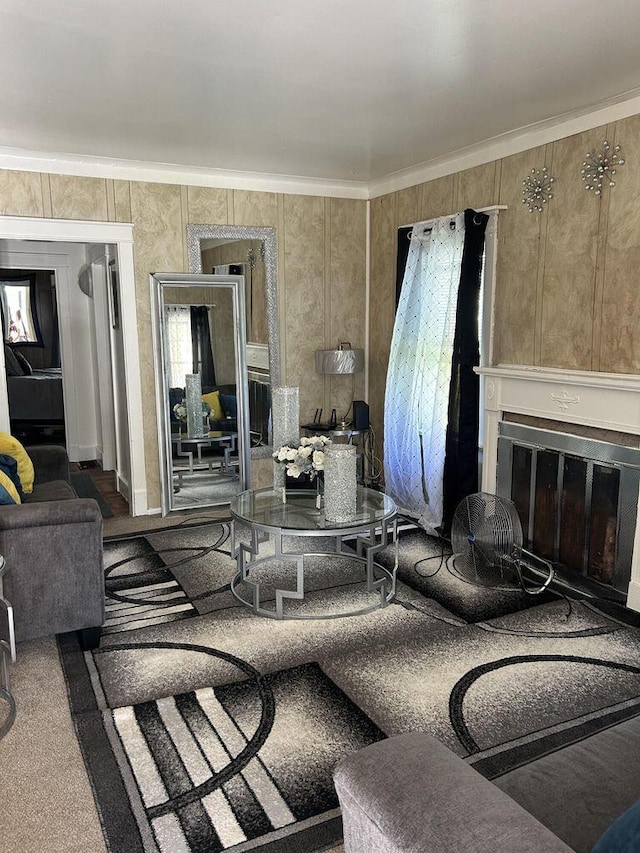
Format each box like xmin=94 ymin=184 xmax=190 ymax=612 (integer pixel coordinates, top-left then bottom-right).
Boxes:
xmin=441 ymin=209 xmax=489 ymax=534
xmin=396 ymin=227 xmax=412 ymax=308
xmin=190 ymin=306 xmax=216 ymax=389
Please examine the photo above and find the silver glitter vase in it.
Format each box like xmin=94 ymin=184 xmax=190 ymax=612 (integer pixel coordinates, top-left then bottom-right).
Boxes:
xmin=272 ymin=386 xmax=300 ymax=491
xmin=185 ymin=374 xmax=207 ymax=438
xmin=324 ymin=443 xmax=357 ymax=523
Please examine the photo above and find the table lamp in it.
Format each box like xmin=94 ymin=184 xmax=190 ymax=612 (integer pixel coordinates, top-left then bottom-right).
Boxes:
xmin=315 ymin=342 xmax=364 ymax=427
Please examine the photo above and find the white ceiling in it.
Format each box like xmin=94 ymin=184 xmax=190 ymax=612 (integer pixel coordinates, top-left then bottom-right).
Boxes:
xmin=3 ymin=0 xmax=640 ymax=188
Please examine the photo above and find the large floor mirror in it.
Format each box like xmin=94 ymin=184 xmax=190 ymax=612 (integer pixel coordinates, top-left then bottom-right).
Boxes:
xmin=187 ymin=224 xmax=280 ymax=459
xmin=151 ymin=272 xmax=251 ymax=513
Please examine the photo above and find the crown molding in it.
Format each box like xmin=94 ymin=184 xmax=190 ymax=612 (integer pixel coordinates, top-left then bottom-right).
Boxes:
xmin=2 ymin=88 xmax=640 ymax=201
xmin=0 ymin=147 xmax=369 ymax=200
xmin=368 ymin=88 xmax=640 ymax=199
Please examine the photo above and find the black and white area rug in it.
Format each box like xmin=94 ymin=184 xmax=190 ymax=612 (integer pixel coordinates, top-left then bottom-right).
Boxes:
xmin=58 ymin=519 xmax=640 ymax=853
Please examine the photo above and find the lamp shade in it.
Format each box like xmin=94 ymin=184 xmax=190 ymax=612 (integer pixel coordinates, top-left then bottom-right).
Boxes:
xmin=315 ymin=347 xmax=364 ymax=375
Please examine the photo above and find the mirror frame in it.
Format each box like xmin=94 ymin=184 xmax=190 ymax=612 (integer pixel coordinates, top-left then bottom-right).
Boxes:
xmin=187 ymin=224 xmax=280 ymax=461
xmin=151 ymin=272 xmax=251 ymax=515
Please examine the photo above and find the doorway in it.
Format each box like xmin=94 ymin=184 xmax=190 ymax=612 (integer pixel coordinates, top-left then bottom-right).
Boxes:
xmin=0 ymin=217 xmax=147 ymax=515
xmin=1 ymin=266 xmax=65 ymax=447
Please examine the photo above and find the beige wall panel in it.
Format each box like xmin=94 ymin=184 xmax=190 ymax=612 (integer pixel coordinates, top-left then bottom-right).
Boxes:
xmin=540 ymin=129 xmax=602 ymax=369
xmin=232 ymin=190 xmax=278 ymax=227
xmin=368 ymin=193 xmax=396 ymax=445
xmin=329 ymin=198 xmax=367 ymax=419
xmin=186 ymin=186 xmax=228 ymax=225
xmin=396 ymin=185 xmax=421 ymax=228
xmin=49 ymin=175 xmax=108 ymax=221
xmin=493 ymin=146 xmax=547 ymax=365
xmin=0 ymin=170 xmax=44 ymax=217
xmin=282 ymin=194 xmax=325 ymax=424
xmin=420 ymin=175 xmax=455 ymax=220
xmin=113 ymin=180 xmax=132 ymax=222
xmin=455 ymin=162 xmax=498 ymax=211
xmin=130 ymin=181 xmax=184 ymax=509
xmin=599 ymin=113 xmax=640 ymax=372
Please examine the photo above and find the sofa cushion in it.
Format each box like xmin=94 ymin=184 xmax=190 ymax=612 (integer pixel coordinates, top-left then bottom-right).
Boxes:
xmin=220 ymin=392 xmax=237 ymax=419
xmin=3 ymin=344 xmax=24 ymax=376
xmin=592 ymin=799 xmax=640 ymax=852
xmin=0 ymin=453 xmax=24 ymax=500
xmin=0 ymin=432 xmax=35 ymax=494
xmin=0 ymin=470 xmax=20 ymax=504
xmin=12 ymin=349 xmax=33 ymax=375
xmin=26 ymin=479 xmax=78 ymax=502
xmin=495 ymin=713 xmax=640 ymax=852
xmin=202 ymin=390 xmax=224 ymax=420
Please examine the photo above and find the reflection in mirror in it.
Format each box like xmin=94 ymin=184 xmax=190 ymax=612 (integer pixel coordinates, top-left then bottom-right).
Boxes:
xmin=187 ymin=225 xmax=280 ymax=460
xmin=0 ymin=273 xmax=43 ymax=344
xmin=151 ymin=273 xmax=251 ymax=514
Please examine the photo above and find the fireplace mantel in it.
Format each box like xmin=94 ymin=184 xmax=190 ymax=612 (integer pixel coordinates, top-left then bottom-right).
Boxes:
xmin=476 ymin=364 xmax=640 ymax=612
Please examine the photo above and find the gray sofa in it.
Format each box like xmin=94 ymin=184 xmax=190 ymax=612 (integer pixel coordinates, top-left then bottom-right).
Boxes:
xmin=334 ymin=727 xmax=640 ymax=852
xmin=0 ymin=445 xmax=104 ymax=649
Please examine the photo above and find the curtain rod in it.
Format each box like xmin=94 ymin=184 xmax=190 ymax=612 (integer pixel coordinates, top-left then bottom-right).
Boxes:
xmin=400 ymin=204 xmax=507 ymax=231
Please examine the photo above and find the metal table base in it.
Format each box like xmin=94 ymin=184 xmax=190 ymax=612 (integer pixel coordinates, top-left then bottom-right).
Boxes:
xmin=230 ymin=510 xmax=398 ymax=620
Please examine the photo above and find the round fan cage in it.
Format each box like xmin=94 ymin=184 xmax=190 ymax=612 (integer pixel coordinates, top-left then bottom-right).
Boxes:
xmin=451 ymin=492 xmax=524 ymax=589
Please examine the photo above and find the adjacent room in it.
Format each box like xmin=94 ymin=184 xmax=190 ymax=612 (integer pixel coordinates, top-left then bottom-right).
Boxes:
xmin=2 ymin=2 xmax=640 ymax=852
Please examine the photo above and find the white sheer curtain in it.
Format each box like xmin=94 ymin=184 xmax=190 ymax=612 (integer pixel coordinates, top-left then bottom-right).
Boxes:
xmin=384 ymin=213 xmax=466 ymax=534
xmin=164 ymin=305 xmax=192 ymax=388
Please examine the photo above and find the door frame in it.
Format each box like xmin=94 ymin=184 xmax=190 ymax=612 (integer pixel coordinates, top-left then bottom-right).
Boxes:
xmin=0 ymin=216 xmax=147 ymax=515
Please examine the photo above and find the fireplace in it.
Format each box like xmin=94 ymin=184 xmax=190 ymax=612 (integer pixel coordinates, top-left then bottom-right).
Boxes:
xmin=477 ymin=364 xmax=640 ymax=613
xmin=497 ymin=422 xmax=640 ymax=594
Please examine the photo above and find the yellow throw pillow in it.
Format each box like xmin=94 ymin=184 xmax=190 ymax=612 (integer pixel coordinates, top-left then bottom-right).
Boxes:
xmin=0 ymin=470 xmax=21 ymax=504
xmin=202 ymin=390 xmax=224 ymax=421
xmin=0 ymin=433 xmax=35 ymax=494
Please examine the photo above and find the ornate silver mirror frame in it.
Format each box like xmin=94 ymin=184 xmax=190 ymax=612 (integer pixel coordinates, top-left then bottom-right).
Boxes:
xmin=151 ymin=272 xmax=251 ymax=514
xmin=187 ymin=225 xmax=280 ymax=461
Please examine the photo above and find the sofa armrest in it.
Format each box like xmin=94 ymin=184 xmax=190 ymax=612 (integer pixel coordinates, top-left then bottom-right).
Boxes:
xmin=0 ymin=498 xmax=104 ymax=643
xmin=0 ymin=498 xmax=99 ymax=531
xmin=25 ymin=444 xmax=71 ymax=485
xmin=333 ymin=733 xmax=574 ymax=853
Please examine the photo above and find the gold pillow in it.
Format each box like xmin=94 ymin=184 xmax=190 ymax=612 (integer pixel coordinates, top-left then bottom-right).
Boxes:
xmin=0 ymin=433 xmax=34 ymax=494
xmin=202 ymin=390 xmax=224 ymax=421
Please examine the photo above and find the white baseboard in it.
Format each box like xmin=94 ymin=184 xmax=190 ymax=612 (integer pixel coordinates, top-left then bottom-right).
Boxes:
xmin=68 ymin=444 xmax=99 ymax=463
xmin=117 ymin=473 xmax=130 ymax=501
xmin=626 ymin=580 xmax=640 ymax=614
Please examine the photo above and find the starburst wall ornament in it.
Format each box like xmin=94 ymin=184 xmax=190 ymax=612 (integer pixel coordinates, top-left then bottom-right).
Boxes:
xmin=581 ymin=141 xmax=624 ymax=195
xmin=522 ymin=166 xmax=555 ymax=213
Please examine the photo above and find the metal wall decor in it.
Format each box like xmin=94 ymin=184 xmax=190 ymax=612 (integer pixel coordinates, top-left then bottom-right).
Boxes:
xmin=581 ymin=141 xmax=624 ymax=195
xmin=522 ymin=167 xmax=555 ymax=213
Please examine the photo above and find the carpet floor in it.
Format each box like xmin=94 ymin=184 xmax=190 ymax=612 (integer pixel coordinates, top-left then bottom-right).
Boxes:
xmin=57 ymin=520 xmax=640 ymax=853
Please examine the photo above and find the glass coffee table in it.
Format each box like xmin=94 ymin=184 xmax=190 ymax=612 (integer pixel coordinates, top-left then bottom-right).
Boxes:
xmin=229 ymin=486 xmax=398 ymax=619
xmin=171 ymin=431 xmax=238 ymax=488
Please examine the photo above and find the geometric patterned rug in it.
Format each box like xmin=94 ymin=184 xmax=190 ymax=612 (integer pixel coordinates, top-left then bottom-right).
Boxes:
xmin=58 ymin=519 xmax=640 ymax=853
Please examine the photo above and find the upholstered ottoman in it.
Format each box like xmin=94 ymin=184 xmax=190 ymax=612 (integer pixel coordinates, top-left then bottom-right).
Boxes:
xmin=333 ymin=732 xmax=572 ymax=853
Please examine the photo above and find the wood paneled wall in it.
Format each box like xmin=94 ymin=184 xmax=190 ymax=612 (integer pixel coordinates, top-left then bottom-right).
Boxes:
xmin=0 ymin=174 xmax=366 ymax=509
xmin=369 ymin=114 xmax=640 ymax=451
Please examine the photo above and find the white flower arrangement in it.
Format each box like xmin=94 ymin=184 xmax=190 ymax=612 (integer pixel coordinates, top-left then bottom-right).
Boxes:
xmin=272 ymin=435 xmax=331 ymax=479
xmin=173 ymin=400 xmax=211 ymax=424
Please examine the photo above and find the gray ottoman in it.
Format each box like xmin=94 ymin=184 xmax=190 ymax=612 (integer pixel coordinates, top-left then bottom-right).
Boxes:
xmin=333 ymin=732 xmax=572 ymax=853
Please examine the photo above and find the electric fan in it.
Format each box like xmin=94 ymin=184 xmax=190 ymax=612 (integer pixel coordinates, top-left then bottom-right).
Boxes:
xmin=451 ymin=492 xmax=554 ymax=594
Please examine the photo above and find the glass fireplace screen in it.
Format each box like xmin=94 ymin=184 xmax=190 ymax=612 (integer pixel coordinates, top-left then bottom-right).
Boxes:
xmin=497 ymin=422 xmax=640 ymax=593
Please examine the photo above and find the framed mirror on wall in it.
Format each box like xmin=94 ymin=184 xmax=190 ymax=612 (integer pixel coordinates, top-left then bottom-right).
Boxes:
xmin=186 ymin=225 xmax=280 ymax=460
xmin=151 ymin=272 xmax=251 ymax=514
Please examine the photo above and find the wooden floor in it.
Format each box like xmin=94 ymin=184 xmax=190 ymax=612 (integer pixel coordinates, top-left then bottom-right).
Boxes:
xmin=71 ymin=462 xmax=130 ymax=518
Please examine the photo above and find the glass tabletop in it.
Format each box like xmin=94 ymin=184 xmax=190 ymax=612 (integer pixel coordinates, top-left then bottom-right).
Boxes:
xmin=231 ymin=486 xmax=397 ymax=532
xmin=171 ymin=432 xmax=237 ymax=443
